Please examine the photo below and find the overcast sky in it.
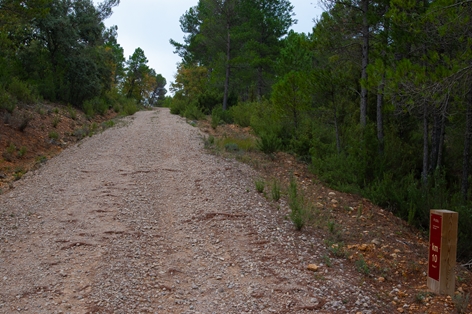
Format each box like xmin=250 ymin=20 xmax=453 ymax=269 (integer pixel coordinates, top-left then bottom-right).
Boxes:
xmin=103 ymin=1 xmax=324 ymax=88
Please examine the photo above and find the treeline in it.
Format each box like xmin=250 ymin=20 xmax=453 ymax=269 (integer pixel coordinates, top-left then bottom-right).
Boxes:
xmin=0 ymin=0 xmax=166 ymax=116
xmin=170 ymin=0 xmax=472 ymax=261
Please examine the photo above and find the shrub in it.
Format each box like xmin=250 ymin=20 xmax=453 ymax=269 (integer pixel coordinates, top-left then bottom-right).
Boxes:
xmin=18 ymin=113 xmax=33 ymax=132
xmin=6 ymin=143 xmax=16 ymax=155
xmin=101 ymin=120 xmax=115 ymax=129
xmin=183 ymin=102 xmax=204 ymax=120
xmin=256 ymin=132 xmax=282 ymax=155
xmin=255 ymin=179 xmax=265 ymax=193
xmin=271 ymin=180 xmax=281 ymax=201
xmin=211 ymin=108 xmax=220 ymax=129
xmin=0 ymin=86 xmax=16 ymax=113
xmin=229 ymin=101 xmax=252 ymax=127
xmin=82 ymin=99 xmax=95 ymax=117
xmin=67 ymin=104 xmax=77 ymax=120
xmin=224 ymin=142 xmax=239 ymax=152
xmin=218 ymin=136 xmax=255 ymax=152
xmin=52 ymin=116 xmax=60 ymax=128
xmin=83 ymin=97 xmax=108 ymax=116
xmin=7 ymin=78 xmax=37 ymax=104
xmin=355 ymin=255 xmax=370 ymax=275
xmin=122 ymin=99 xmax=138 ymax=116
xmin=288 ymin=175 xmax=308 ymax=230
xmin=197 ymin=91 xmax=221 ymax=114
xmin=48 ymin=131 xmax=59 ymax=139
xmin=18 ymin=146 xmax=27 ymax=158
xmin=2 ymin=143 xmax=16 ymax=162
xmin=170 ymin=98 xmax=187 ymax=115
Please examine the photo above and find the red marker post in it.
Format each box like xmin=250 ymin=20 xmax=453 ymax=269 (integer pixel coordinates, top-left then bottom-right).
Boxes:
xmin=427 ymin=210 xmax=458 ymax=296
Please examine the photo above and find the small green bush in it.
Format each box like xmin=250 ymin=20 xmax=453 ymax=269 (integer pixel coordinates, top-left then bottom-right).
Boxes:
xmin=48 ymin=131 xmax=59 ymax=139
xmin=184 ymin=102 xmax=204 ymax=120
xmin=255 ymin=179 xmax=265 ymax=193
xmin=18 ymin=146 xmax=27 ymax=158
xmin=101 ymin=120 xmax=115 ymax=129
xmin=229 ymin=102 xmax=252 ymax=128
xmin=7 ymin=78 xmax=37 ymax=104
xmin=82 ymin=99 xmax=95 ymax=117
xmin=271 ymin=180 xmax=281 ymax=201
xmin=211 ymin=108 xmax=220 ymax=129
xmin=67 ymin=104 xmax=77 ymax=120
xmin=6 ymin=143 xmax=16 ymax=155
xmin=122 ymin=99 xmax=138 ymax=116
xmin=288 ymin=175 xmax=308 ymax=230
xmin=224 ymin=142 xmax=239 ymax=152
xmin=52 ymin=116 xmax=60 ymax=128
xmin=257 ymin=132 xmax=282 ymax=155
xmin=355 ymin=255 xmax=370 ymax=275
xmin=0 ymin=87 xmax=16 ymax=113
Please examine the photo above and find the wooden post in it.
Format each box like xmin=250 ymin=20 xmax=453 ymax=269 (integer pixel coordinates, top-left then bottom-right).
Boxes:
xmin=427 ymin=209 xmax=458 ymax=296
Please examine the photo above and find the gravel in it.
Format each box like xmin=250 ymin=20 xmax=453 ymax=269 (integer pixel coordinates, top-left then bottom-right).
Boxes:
xmin=0 ymin=108 xmax=387 ymax=313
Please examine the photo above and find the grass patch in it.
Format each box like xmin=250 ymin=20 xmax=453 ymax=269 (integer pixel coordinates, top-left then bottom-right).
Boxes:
xmin=255 ymin=179 xmax=265 ymax=193
xmin=355 ymin=255 xmax=370 ymax=275
xmin=288 ymin=175 xmax=309 ymax=230
xmin=17 ymin=146 xmax=27 ymax=158
xmin=48 ymin=131 xmax=59 ymax=139
xmin=271 ymin=180 xmax=281 ymax=201
xmin=217 ymin=136 xmax=255 ymax=152
xmin=52 ymin=116 xmax=60 ymax=128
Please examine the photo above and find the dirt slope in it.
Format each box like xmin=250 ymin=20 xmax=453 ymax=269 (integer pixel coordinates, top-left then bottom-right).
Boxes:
xmin=0 ymin=108 xmax=470 ymax=313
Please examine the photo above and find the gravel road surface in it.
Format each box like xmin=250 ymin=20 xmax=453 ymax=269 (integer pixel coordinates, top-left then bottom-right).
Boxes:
xmin=0 ymin=109 xmax=383 ymax=313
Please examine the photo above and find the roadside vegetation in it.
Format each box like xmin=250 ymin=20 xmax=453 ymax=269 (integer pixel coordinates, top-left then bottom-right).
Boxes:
xmin=167 ymin=0 xmax=472 ymax=264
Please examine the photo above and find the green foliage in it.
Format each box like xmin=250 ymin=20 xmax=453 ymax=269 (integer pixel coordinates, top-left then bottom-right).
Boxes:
xmin=255 ymin=179 xmax=265 ymax=193
xmin=82 ymin=97 xmax=108 ymax=117
xmin=224 ymin=143 xmax=239 ymax=152
xmin=82 ymin=99 xmax=95 ymax=117
xmin=217 ymin=136 xmax=255 ymax=152
xmin=271 ymin=180 xmax=281 ymax=201
xmin=48 ymin=131 xmax=59 ymax=139
xmin=183 ymin=102 xmax=204 ymax=120
xmin=453 ymin=293 xmax=470 ymax=314
xmin=7 ymin=143 xmax=16 ymax=155
xmin=256 ymin=132 xmax=282 ymax=155
xmin=355 ymin=255 xmax=370 ymax=275
xmin=0 ymin=87 xmax=16 ymax=113
xmin=52 ymin=116 xmax=60 ymax=128
xmin=211 ymin=108 xmax=221 ymax=129
xmin=7 ymin=78 xmax=38 ymax=104
xmin=212 ymin=106 xmax=233 ymax=125
xmin=229 ymin=101 xmax=252 ymax=127
xmin=67 ymin=104 xmax=77 ymax=120
xmin=18 ymin=146 xmax=27 ymax=158
xmin=169 ymin=97 xmax=187 ymax=115
xmin=288 ymin=175 xmax=308 ymax=230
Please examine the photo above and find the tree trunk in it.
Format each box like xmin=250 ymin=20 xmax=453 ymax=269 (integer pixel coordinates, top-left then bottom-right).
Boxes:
xmin=429 ymin=112 xmax=441 ymax=172
xmin=437 ymin=110 xmax=446 ymax=170
xmin=334 ymin=106 xmax=341 ymax=155
xmin=422 ymin=103 xmax=429 ymax=186
xmin=462 ymin=91 xmax=472 ymax=201
xmin=223 ymin=21 xmax=231 ymax=111
xmin=360 ymin=0 xmax=369 ymax=127
xmin=377 ymin=74 xmax=385 ymax=154
xmin=257 ymin=66 xmax=263 ymax=99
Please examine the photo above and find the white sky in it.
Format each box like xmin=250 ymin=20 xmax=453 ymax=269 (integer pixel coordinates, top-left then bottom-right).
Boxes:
xmin=103 ymin=1 xmax=324 ymax=88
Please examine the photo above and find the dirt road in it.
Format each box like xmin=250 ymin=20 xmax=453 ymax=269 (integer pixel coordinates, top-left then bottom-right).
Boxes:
xmin=0 ymin=109 xmax=384 ymax=313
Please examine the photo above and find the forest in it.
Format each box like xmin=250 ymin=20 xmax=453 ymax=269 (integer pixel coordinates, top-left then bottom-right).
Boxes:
xmin=0 ymin=0 xmax=470 ymax=262
xmin=0 ymin=0 xmax=167 ymax=116
xmin=169 ymin=0 xmax=472 ymax=261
